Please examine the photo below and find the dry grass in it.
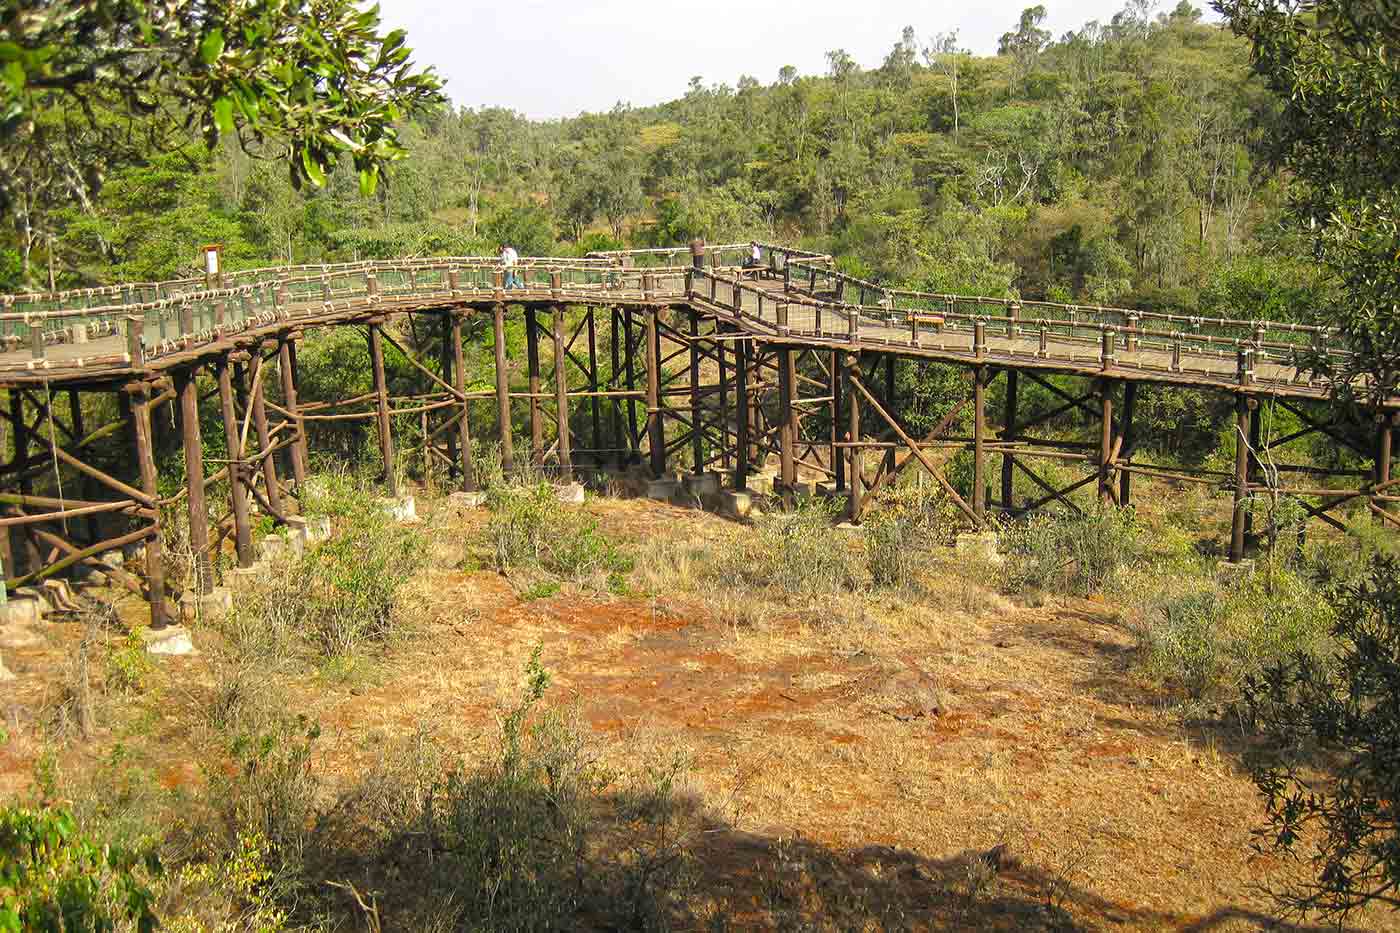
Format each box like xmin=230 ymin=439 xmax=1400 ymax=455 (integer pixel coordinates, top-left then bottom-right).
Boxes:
xmin=0 ymin=488 xmax=1389 ymax=931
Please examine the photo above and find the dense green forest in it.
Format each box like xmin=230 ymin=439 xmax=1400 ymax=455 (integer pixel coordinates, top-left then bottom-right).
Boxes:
xmin=2 ymin=1 xmax=1327 ymax=331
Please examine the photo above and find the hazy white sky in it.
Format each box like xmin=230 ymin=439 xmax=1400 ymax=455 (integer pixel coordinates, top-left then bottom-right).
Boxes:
xmin=378 ymin=1 xmax=1214 ymax=119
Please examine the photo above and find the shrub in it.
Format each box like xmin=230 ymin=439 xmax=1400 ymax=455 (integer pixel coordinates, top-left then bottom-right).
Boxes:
xmin=204 ymin=712 xmax=322 ymax=891
xmin=712 ymin=497 xmax=856 ymax=597
xmin=105 ymin=625 xmax=152 ymax=694
xmin=1137 ymin=569 xmax=1335 ymax=701
xmin=1244 ymin=557 xmax=1400 ymax=919
xmin=862 ymin=482 xmax=964 ymax=589
xmin=999 ymin=505 xmax=1139 ymax=597
xmin=0 ymin=805 xmax=160 ymax=932
xmin=223 ymin=484 xmax=425 ymax=661
xmin=486 ymin=482 xmax=631 ymax=580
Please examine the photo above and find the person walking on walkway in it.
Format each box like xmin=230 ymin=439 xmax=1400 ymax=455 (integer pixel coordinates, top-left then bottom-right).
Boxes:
xmin=500 ymin=244 xmax=522 ymax=289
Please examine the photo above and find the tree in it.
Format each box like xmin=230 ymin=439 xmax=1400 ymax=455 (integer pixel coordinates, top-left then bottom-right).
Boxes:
xmin=1218 ymin=0 xmax=1400 ymax=405
xmin=999 ymin=6 xmax=1052 ymax=88
xmin=924 ymin=31 xmax=966 ymax=141
xmin=1244 ymin=556 xmax=1400 ymax=919
xmin=0 ymin=0 xmax=443 ymax=217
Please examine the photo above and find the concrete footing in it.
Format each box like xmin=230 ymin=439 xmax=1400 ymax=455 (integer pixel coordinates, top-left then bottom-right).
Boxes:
xmin=380 ymin=495 xmax=419 ymax=522
xmin=179 ymin=587 xmax=232 ymax=625
xmin=1217 ymin=559 xmax=1255 ymax=584
xmin=449 ymin=491 xmax=487 ymax=511
xmin=0 ymin=652 xmax=13 ymax=681
xmin=556 ymin=482 xmax=586 ymax=504
xmin=646 ymin=478 xmax=681 ymax=502
xmin=718 ymin=490 xmax=756 ymax=518
xmin=683 ymin=472 xmax=722 ymax=498
xmin=257 ymin=535 xmax=286 ymax=563
xmin=1 ymin=597 xmax=43 ymax=628
xmin=142 ymin=625 xmax=196 ymax=657
xmin=775 ymin=479 xmax=817 ymax=499
xmin=304 ymin=515 xmax=332 ymax=541
xmin=745 ymin=473 xmax=778 ymax=495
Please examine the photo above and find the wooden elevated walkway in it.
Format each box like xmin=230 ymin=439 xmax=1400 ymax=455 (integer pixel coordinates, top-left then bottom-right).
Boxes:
xmin=0 ymin=243 xmax=1393 ymax=629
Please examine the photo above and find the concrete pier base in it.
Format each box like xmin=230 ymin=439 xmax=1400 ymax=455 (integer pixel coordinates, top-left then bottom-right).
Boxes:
xmin=646 ymin=478 xmax=681 ymax=502
xmin=718 ymin=490 xmax=756 ymax=518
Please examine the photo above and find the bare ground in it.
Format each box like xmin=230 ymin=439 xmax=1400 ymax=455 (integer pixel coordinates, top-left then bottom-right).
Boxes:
xmin=0 ymin=493 xmax=1387 ymax=931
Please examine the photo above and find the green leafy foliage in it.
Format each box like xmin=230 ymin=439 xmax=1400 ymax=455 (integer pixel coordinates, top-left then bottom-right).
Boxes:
xmin=999 ymin=504 xmax=1139 ymax=597
xmin=0 ymin=0 xmax=443 ymax=211
xmin=0 ymin=805 xmax=159 ymax=932
xmin=486 ymin=482 xmax=632 ymax=579
xmin=1220 ymin=0 xmax=1400 ymax=403
xmin=1244 ymin=557 xmax=1400 ymax=918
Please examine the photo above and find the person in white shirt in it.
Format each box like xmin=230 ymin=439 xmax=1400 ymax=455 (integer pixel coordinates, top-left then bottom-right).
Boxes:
xmin=500 ymin=244 xmax=522 ymax=289
xmin=745 ymin=241 xmax=762 ymax=269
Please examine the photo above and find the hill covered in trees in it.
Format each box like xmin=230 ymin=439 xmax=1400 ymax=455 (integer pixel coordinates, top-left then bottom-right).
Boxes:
xmin=4 ymin=2 xmax=1322 ymax=330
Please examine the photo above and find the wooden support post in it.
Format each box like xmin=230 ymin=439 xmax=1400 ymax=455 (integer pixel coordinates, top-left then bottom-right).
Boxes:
xmin=368 ymin=323 xmax=398 ymax=497
xmin=846 ymin=354 xmax=862 ymax=523
xmin=440 ymin=314 xmax=458 ymax=478
xmin=1098 ymin=379 xmax=1115 ymax=504
xmin=250 ymin=357 xmax=285 ymax=516
xmin=610 ymin=307 xmax=624 ymax=467
xmin=778 ymin=346 xmax=795 ymax=493
xmin=1230 ymin=396 xmax=1254 ymax=563
xmin=525 ymin=306 xmax=543 ymax=463
xmin=233 ymin=359 xmax=249 ymax=414
xmin=131 ymin=387 xmax=168 ymax=628
xmin=176 ymin=368 xmax=212 ymax=594
xmin=218 ymin=360 xmax=253 ymax=569
xmin=883 ymin=355 xmax=896 ymax=479
xmin=832 ymin=351 xmax=845 ymax=491
xmin=1119 ymin=381 xmax=1137 ymax=508
xmin=1377 ymin=413 xmax=1394 ymax=520
xmin=973 ymin=367 xmax=987 ymax=518
xmin=624 ymin=308 xmax=639 ymax=463
xmin=1001 ymin=369 xmax=1019 ymax=513
xmin=277 ymin=338 xmax=308 ymax=491
xmin=9 ymin=391 xmax=38 ymax=573
xmin=586 ymin=306 xmax=601 ymax=465
xmin=553 ymin=304 xmax=572 ymax=474
xmin=689 ymin=309 xmax=703 ymax=474
xmin=493 ymin=301 xmax=514 ymax=473
xmin=451 ymin=311 xmax=476 ymax=491
xmin=718 ymin=325 xmax=729 ymax=472
xmin=68 ymin=389 xmax=100 ymax=544
xmin=734 ymin=325 xmax=749 ymax=491
xmin=645 ymin=307 xmax=665 ymax=477
xmin=1244 ymin=397 xmax=1263 ymax=544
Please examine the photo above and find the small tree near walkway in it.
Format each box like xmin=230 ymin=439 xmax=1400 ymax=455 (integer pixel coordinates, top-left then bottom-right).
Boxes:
xmin=1244 ymin=556 xmax=1400 ymax=920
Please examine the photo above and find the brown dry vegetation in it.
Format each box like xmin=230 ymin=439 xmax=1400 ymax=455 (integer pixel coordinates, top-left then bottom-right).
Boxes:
xmin=0 ymin=480 xmax=1391 ymax=931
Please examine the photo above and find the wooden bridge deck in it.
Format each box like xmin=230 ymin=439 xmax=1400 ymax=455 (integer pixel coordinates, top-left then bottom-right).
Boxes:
xmin=0 ymin=245 xmax=1393 ymax=631
xmin=0 ymin=249 xmax=1361 ymax=404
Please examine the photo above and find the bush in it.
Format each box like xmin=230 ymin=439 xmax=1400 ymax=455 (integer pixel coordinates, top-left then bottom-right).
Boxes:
xmin=1244 ymin=557 xmax=1400 ymax=919
xmin=1137 ymin=569 xmax=1335 ymax=701
xmin=999 ymin=505 xmax=1139 ymax=597
xmin=862 ymin=482 xmax=964 ymax=589
xmin=0 ymin=805 xmax=160 ymax=931
xmin=486 ymin=482 xmax=632 ymax=580
xmin=222 ymin=483 xmax=426 ymax=661
xmin=204 ymin=712 xmax=322 ymax=892
xmin=712 ymin=497 xmax=856 ymax=597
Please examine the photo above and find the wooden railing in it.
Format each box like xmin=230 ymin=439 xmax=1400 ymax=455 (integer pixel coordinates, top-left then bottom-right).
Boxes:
xmin=689 ymin=265 xmax=1350 ymax=395
xmin=0 ymin=244 xmax=1359 ymax=396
